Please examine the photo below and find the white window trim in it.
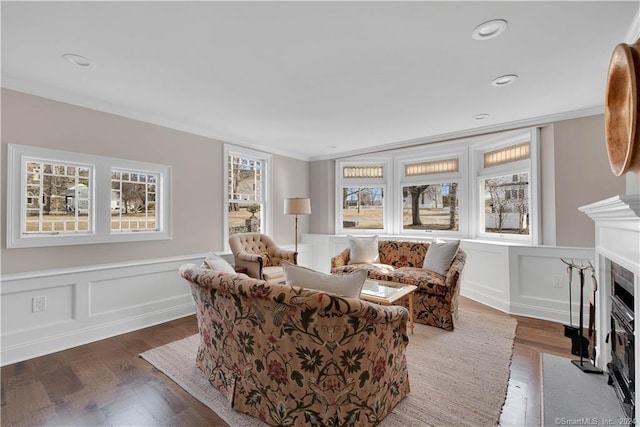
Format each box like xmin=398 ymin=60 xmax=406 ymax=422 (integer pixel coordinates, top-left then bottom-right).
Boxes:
xmin=470 ymin=128 xmax=540 ymax=244
xmin=335 ymin=158 xmax=392 ymax=234
xmin=7 ymin=144 xmax=172 ymax=248
xmin=394 ymin=144 xmax=468 ymax=237
xmin=223 ymin=144 xmax=272 ymax=251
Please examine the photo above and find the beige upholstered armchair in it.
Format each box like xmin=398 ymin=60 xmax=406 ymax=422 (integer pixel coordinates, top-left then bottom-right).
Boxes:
xmin=228 ymin=233 xmax=297 ymax=281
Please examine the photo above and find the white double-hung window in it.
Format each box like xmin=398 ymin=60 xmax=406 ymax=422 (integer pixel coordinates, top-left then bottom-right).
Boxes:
xmin=7 ymin=144 xmax=172 ymax=248
xmin=471 ymin=129 xmax=540 ymax=243
xmin=224 ymin=145 xmax=271 ymax=246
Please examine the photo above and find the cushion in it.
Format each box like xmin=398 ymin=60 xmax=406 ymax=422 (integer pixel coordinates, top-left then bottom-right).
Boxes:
xmin=347 ymin=235 xmax=380 ymax=264
xmin=282 ymin=261 xmax=367 ymax=298
xmin=262 ymin=266 xmax=285 ymax=282
xmin=422 ymin=240 xmax=460 ymax=275
xmin=203 ymin=252 xmax=236 ymax=274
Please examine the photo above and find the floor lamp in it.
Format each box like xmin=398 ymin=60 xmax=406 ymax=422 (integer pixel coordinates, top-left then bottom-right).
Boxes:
xmin=284 ymin=197 xmax=311 ymax=253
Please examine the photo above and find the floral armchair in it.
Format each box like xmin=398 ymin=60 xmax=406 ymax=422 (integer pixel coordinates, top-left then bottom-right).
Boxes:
xmin=180 ymin=263 xmax=410 ymax=426
xmin=229 ymin=233 xmax=297 ymax=281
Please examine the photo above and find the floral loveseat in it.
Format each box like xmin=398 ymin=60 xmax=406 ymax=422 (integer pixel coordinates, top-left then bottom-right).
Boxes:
xmin=331 ymin=240 xmax=466 ymax=331
xmin=180 ymin=263 xmax=410 ymax=426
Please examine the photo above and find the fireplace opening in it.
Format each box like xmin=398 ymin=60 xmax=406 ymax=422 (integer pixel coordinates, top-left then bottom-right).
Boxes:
xmin=608 ymin=260 xmax=636 ymax=418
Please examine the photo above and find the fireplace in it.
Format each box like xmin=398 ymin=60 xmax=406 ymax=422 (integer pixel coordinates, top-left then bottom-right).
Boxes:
xmin=581 ymin=195 xmax=640 ymax=422
xmin=609 ymin=260 xmax=635 ymax=418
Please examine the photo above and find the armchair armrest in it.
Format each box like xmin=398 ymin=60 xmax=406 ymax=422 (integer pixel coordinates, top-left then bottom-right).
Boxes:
xmin=236 ymin=251 xmax=262 ymax=263
xmin=233 ymin=251 xmax=264 ymax=279
xmin=330 ymin=248 xmax=351 ymax=269
xmin=271 ymin=247 xmax=297 ymax=264
xmin=444 ymin=249 xmax=466 ymax=289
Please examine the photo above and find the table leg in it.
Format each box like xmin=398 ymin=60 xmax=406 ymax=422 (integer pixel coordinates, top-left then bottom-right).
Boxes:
xmin=408 ymin=293 xmax=414 ymax=335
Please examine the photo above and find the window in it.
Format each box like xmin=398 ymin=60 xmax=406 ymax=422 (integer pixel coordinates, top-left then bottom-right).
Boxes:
xmin=7 ymin=144 xmax=172 ymax=248
xmin=472 ymin=129 xmax=539 ymax=243
xmin=335 ymin=128 xmax=539 ymax=242
xmin=342 ymin=186 xmax=384 ymax=229
xmin=398 ymin=155 xmax=464 ymax=235
xmin=481 ymin=172 xmax=530 ymax=234
xmin=111 ymin=169 xmax=158 ymax=232
xmin=336 ymin=161 xmax=389 ymax=233
xmin=402 ymin=183 xmax=459 ymax=231
xmin=24 ymin=159 xmax=93 ymax=235
xmin=225 ymin=145 xmax=271 ymax=244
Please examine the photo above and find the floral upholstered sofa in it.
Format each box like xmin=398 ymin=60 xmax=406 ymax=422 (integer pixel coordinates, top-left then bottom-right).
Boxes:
xmin=180 ymin=263 xmax=410 ymax=426
xmin=331 ymin=239 xmax=466 ymax=331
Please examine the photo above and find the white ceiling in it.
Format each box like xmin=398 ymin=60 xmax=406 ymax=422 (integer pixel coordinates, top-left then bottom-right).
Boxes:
xmin=2 ymin=1 xmax=638 ymax=161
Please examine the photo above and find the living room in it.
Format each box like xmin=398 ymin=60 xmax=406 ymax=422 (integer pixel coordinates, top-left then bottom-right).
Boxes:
xmin=2 ymin=1 xmax=640 ymax=426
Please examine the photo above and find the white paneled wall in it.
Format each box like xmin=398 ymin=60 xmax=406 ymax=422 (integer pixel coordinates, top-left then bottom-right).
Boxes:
xmin=458 ymin=241 xmax=511 ymax=313
xmin=0 ymin=254 xmax=213 ymax=366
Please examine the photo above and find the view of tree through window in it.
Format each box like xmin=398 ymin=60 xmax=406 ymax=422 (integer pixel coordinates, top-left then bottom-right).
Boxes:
xmin=228 ymin=154 xmax=263 ymax=236
xmin=111 ymin=170 xmax=158 ymax=232
xmin=25 ymin=160 xmax=92 ymax=234
xmin=482 ymin=173 xmax=529 ymax=235
xmin=341 ymin=186 xmax=384 ymax=229
xmin=402 ymin=183 xmax=459 ymax=231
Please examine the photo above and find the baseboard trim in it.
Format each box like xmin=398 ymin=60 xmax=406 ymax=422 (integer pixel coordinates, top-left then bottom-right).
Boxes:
xmin=1 ymin=302 xmax=195 ymax=366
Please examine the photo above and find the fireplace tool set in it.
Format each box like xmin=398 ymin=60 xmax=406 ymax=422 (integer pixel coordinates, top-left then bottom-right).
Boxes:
xmin=561 ymin=258 xmax=603 ymax=374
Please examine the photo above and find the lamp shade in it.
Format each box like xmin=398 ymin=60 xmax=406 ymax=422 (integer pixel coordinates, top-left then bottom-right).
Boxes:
xmin=284 ymin=198 xmax=311 ymax=215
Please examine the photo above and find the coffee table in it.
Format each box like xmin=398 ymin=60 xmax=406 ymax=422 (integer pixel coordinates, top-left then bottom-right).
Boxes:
xmin=360 ymin=279 xmax=417 ymax=335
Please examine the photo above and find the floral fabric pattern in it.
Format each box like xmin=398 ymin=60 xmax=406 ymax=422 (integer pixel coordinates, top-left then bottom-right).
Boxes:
xmin=331 ymin=241 xmax=466 ymax=331
xmin=180 ymin=264 xmax=410 ymax=426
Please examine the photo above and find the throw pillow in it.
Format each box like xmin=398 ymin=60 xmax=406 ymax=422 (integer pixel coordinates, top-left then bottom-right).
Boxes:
xmin=347 ymin=235 xmax=380 ymax=264
xmin=203 ymin=252 xmax=237 ymax=274
xmin=422 ymin=239 xmax=460 ymax=275
xmin=282 ymin=261 xmax=367 ymax=298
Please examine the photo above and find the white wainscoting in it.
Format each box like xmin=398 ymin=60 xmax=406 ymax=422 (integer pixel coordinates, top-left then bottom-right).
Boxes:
xmin=301 ymin=234 xmax=595 ymax=324
xmin=2 ymin=240 xmax=596 ymax=366
xmin=0 ymin=253 xmax=216 ymax=366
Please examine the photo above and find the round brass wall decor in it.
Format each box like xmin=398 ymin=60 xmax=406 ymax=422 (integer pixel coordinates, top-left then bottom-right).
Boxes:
xmin=605 ymin=40 xmax=640 ymax=176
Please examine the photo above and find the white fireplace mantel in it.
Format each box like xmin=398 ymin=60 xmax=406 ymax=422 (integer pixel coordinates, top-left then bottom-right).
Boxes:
xmin=580 ymin=195 xmax=640 ymax=273
xmin=580 ymin=194 xmax=640 ymax=223
xmin=580 ymin=194 xmax=640 ymax=420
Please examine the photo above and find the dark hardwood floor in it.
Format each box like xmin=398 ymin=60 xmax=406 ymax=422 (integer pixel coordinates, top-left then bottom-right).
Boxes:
xmin=1 ymin=297 xmax=575 ymax=426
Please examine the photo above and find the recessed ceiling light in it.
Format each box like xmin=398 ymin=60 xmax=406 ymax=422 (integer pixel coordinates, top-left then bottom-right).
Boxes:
xmin=62 ymin=53 xmax=94 ymax=68
xmin=491 ymin=74 xmax=518 ymax=87
xmin=472 ymin=19 xmax=508 ymax=40
xmin=473 ymin=113 xmax=491 ymax=121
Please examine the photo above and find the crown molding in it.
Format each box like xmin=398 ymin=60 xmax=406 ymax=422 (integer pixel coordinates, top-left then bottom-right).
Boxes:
xmin=309 ymin=105 xmax=605 ymax=162
xmin=3 ymin=78 xmax=604 ymax=164
xmin=1 ymin=78 xmax=311 ymax=162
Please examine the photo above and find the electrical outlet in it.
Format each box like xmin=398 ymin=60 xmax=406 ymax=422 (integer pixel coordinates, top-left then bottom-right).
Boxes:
xmin=32 ymin=296 xmax=46 ymax=312
xmin=553 ymin=275 xmax=564 ymax=288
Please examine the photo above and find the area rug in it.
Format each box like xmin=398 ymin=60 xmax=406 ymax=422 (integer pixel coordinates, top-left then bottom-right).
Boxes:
xmin=542 ymin=353 xmax=625 ymax=426
xmin=140 ymin=303 xmax=516 ymax=426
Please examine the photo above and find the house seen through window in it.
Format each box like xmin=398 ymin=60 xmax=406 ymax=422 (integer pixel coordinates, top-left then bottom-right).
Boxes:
xmin=24 ymin=159 xmax=93 ymax=234
xmin=479 ymin=141 xmax=531 ymax=237
xmin=227 ymin=152 xmax=264 ymax=237
xmin=8 ymin=144 xmax=172 ymax=248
